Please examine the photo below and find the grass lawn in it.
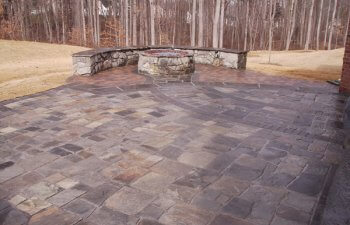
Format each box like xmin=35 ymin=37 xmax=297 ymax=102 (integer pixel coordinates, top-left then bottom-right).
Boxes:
xmin=0 ymin=40 xmax=89 ymax=101
xmin=247 ymin=48 xmax=344 ymax=81
xmin=0 ymin=40 xmax=345 ymax=101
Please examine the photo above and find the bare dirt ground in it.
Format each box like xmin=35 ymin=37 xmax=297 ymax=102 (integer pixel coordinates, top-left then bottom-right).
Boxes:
xmin=0 ymin=40 xmax=345 ymax=101
xmin=247 ymin=48 xmax=345 ymax=81
xmin=0 ymin=40 xmax=89 ymax=101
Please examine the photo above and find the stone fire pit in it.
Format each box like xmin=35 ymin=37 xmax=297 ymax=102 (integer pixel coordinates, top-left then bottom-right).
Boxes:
xmin=138 ymin=49 xmax=195 ymax=82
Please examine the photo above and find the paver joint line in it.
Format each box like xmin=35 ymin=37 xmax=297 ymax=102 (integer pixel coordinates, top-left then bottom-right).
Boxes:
xmin=0 ymin=64 xmax=347 ymax=225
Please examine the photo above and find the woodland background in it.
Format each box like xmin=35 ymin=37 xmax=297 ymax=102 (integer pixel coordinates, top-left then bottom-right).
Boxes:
xmin=0 ymin=0 xmax=349 ymax=51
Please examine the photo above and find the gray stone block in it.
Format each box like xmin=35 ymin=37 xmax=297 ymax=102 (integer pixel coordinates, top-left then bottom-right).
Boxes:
xmin=72 ymin=46 xmax=248 ymax=76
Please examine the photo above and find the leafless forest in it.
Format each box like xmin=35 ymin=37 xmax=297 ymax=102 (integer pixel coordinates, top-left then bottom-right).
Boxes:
xmin=0 ymin=0 xmax=349 ymax=51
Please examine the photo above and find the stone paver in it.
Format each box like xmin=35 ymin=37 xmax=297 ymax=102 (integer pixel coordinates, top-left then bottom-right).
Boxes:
xmin=222 ymin=197 xmax=254 ymax=218
xmin=47 ymin=189 xmax=85 ymax=207
xmin=159 ymin=204 xmax=214 ymax=225
xmin=0 ymin=64 xmax=347 ymax=225
xmin=16 ymin=197 xmax=52 ymax=215
xmin=25 ymin=182 xmax=62 ymax=199
xmin=131 ymin=172 xmax=175 ymax=194
xmin=208 ymin=176 xmax=249 ymax=197
xmin=28 ymin=206 xmax=81 ymax=225
xmin=63 ymin=199 xmax=96 ymax=218
xmin=86 ymin=206 xmax=127 ymax=225
xmin=82 ymin=183 xmax=119 ymax=205
xmin=178 ymin=151 xmax=217 ymax=169
xmin=0 ymin=206 xmax=29 ymax=225
xmin=0 ymin=165 xmax=24 ymax=183
xmin=104 ymin=186 xmax=154 ymax=215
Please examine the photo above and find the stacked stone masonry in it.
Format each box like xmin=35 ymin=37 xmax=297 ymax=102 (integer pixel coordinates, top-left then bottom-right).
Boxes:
xmin=72 ymin=46 xmax=248 ymax=77
xmin=340 ymin=20 xmax=350 ymax=94
xmin=138 ymin=50 xmax=195 ymax=82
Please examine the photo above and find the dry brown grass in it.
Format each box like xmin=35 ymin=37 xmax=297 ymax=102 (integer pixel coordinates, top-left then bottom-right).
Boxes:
xmin=0 ymin=40 xmax=89 ymax=101
xmin=247 ymin=48 xmax=345 ymax=81
xmin=0 ymin=40 xmax=345 ymax=101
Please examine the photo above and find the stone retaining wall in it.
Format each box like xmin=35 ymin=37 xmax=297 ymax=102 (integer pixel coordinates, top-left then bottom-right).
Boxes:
xmin=72 ymin=46 xmax=248 ymax=76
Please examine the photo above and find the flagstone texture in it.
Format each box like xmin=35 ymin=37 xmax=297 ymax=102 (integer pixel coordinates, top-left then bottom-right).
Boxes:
xmin=0 ymin=64 xmax=348 ymax=225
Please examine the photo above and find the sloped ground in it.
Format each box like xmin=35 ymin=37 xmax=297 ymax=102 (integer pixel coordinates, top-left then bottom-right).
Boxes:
xmin=0 ymin=40 xmax=88 ymax=101
xmin=0 ymin=40 xmax=345 ymax=101
xmin=0 ymin=65 xmax=347 ymax=225
xmin=247 ymin=48 xmax=345 ymax=81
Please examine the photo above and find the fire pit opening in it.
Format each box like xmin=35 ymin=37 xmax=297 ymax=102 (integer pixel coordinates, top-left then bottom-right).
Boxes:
xmin=138 ymin=49 xmax=195 ymax=82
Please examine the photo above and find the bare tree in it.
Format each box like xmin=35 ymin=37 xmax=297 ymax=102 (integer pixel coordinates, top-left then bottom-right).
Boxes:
xmin=125 ymin=0 xmax=129 ymax=46
xmin=324 ymin=0 xmax=332 ymax=48
xmin=316 ymin=0 xmax=324 ymax=50
xmin=1 ymin=0 xmax=349 ymax=51
xmin=213 ymin=0 xmax=221 ymax=48
xmin=244 ymin=0 xmax=249 ymax=51
xmin=191 ymin=0 xmax=196 ymax=46
xmin=286 ymin=0 xmax=297 ymax=50
xmin=219 ymin=0 xmax=225 ymax=48
xmin=132 ymin=0 xmax=137 ymax=46
xmin=305 ymin=0 xmax=315 ymax=50
xmin=143 ymin=0 xmax=149 ymax=45
xmin=43 ymin=1 xmax=53 ymax=43
xmin=328 ymin=0 xmax=338 ymax=50
xmin=150 ymin=0 xmax=155 ymax=45
xmin=268 ymin=0 xmax=276 ymax=63
xmin=299 ymin=0 xmax=306 ymax=47
xmin=172 ymin=1 xmax=177 ymax=45
xmin=95 ymin=0 xmax=100 ymax=46
xmin=198 ymin=0 xmax=204 ymax=47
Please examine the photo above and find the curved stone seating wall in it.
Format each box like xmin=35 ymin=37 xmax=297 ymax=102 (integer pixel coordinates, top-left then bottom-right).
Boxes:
xmin=72 ymin=46 xmax=248 ymax=76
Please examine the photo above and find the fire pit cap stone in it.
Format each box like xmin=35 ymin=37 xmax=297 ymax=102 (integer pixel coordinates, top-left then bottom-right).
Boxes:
xmin=141 ymin=49 xmax=193 ymax=58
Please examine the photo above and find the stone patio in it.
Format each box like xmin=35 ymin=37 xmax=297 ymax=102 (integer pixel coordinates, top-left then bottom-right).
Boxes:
xmin=0 ymin=65 xmax=347 ymax=225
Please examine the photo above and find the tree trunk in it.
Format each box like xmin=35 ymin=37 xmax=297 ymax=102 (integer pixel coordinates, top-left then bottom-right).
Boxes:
xmin=139 ymin=0 xmax=144 ymax=45
xmin=125 ymin=0 xmax=129 ymax=46
xmin=150 ymin=0 xmax=155 ymax=45
xmin=80 ymin=0 xmax=86 ymax=46
xmin=305 ymin=0 xmax=315 ymax=50
xmin=96 ymin=0 xmax=100 ymax=46
xmin=299 ymin=0 xmax=306 ymax=46
xmin=328 ymin=0 xmax=338 ymax=50
xmin=19 ymin=0 xmax=26 ymax=40
xmin=87 ymin=0 xmax=94 ymax=45
xmin=42 ymin=5 xmax=49 ymax=40
xmin=191 ymin=0 xmax=196 ymax=46
xmin=212 ymin=0 xmax=221 ymax=48
xmin=61 ymin=0 xmax=66 ymax=44
xmin=144 ymin=0 xmax=149 ymax=45
xmin=198 ymin=0 xmax=203 ymax=47
xmin=92 ymin=0 xmax=97 ymax=46
xmin=132 ymin=0 xmax=137 ymax=46
xmin=324 ymin=0 xmax=331 ymax=48
xmin=219 ymin=0 xmax=225 ymax=48
xmin=286 ymin=0 xmax=297 ymax=50
xmin=316 ymin=0 xmax=324 ymax=50
xmin=260 ymin=0 xmax=268 ymax=49
xmin=244 ymin=0 xmax=249 ymax=51
xmin=50 ymin=0 xmax=60 ymax=43
xmin=334 ymin=3 xmax=340 ymax=48
xmin=268 ymin=0 xmax=276 ymax=63
xmin=44 ymin=2 xmax=53 ymax=43
xmin=172 ymin=1 xmax=177 ymax=46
